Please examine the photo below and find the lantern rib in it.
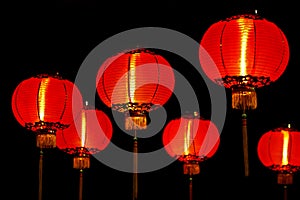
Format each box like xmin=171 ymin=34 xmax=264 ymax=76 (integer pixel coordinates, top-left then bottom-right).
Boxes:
xmin=127 ymin=54 xmax=132 ymax=103
xmin=36 ymin=81 xmax=42 ymax=121
xmin=149 ymin=54 xmax=161 ymax=104
xmin=275 ymin=30 xmax=289 ymax=74
xmin=59 ymin=82 xmax=68 ymax=122
xmin=219 ymin=23 xmax=228 ymax=75
xmin=100 ymin=66 xmax=112 ymax=106
xmin=268 ymin=132 xmax=275 ymax=168
xmin=252 ymin=20 xmax=257 ymax=75
xmin=13 ymin=86 xmax=25 ymax=125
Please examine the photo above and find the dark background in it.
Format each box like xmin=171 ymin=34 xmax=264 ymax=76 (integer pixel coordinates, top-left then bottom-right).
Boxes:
xmin=3 ymin=1 xmax=300 ymax=200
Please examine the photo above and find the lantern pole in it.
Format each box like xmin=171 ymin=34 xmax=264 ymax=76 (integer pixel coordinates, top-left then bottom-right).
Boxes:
xmin=79 ymin=169 xmax=83 ymax=200
xmin=133 ymin=130 xmax=138 ymax=200
xmin=38 ymin=149 xmax=43 ymax=200
xmin=241 ymin=111 xmax=249 ymax=177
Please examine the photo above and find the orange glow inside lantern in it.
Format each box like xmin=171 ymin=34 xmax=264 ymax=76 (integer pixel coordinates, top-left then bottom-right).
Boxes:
xmin=96 ymin=48 xmax=175 ymax=130
xmin=199 ymin=13 xmax=290 ymax=111
xmin=56 ymin=104 xmax=113 ymax=170
xmin=257 ymin=125 xmax=300 ymax=185
xmin=162 ymin=112 xmax=220 ymax=175
xmin=11 ymin=73 xmax=83 ymax=148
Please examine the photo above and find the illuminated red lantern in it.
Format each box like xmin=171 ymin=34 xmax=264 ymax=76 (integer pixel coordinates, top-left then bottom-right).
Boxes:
xmin=11 ymin=73 xmax=83 ymax=148
xmin=257 ymin=125 xmax=300 ymax=181
xmin=11 ymin=73 xmax=83 ymax=200
xmin=56 ymin=102 xmax=113 ymax=200
xmin=162 ymin=112 xmax=220 ymax=200
xmin=199 ymin=12 xmax=290 ymax=176
xmin=257 ymin=125 xmax=300 ymax=200
xmin=56 ymin=103 xmax=113 ymax=169
xmin=96 ymin=48 xmax=175 ymax=130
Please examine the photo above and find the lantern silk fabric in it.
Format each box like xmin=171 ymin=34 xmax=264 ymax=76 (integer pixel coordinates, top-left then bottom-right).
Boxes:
xmin=11 ymin=74 xmax=83 ymax=130
xmin=96 ymin=49 xmax=175 ymax=111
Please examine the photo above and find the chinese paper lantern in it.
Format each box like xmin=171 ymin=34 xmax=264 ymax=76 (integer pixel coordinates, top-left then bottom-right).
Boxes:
xmin=56 ymin=102 xmax=113 ymax=200
xmin=162 ymin=112 xmax=220 ymax=200
xmin=96 ymin=48 xmax=175 ymax=130
xmin=96 ymin=48 xmax=175 ymax=199
xmin=199 ymin=12 xmax=290 ymax=176
xmin=257 ymin=125 xmax=300 ymax=200
xmin=11 ymin=73 xmax=83 ymax=200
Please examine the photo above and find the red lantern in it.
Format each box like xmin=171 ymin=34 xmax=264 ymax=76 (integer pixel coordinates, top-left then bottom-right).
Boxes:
xmin=96 ymin=48 xmax=175 ymax=130
xmin=56 ymin=104 xmax=113 ymax=169
xmin=11 ymin=73 xmax=83 ymax=200
xmin=257 ymin=125 xmax=300 ymax=179
xmin=257 ymin=125 xmax=300 ymax=199
xmin=199 ymin=12 xmax=290 ymax=176
xmin=162 ymin=112 xmax=220 ymax=200
xmin=56 ymin=103 xmax=113 ymax=200
xmin=11 ymin=73 xmax=83 ymax=148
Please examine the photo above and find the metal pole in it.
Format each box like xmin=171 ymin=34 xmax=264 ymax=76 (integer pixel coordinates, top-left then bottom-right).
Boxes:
xmin=241 ymin=112 xmax=249 ymax=177
xmin=38 ymin=149 xmax=43 ymax=200
xmin=133 ymin=132 xmax=138 ymax=200
xmin=79 ymin=169 xmax=83 ymax=200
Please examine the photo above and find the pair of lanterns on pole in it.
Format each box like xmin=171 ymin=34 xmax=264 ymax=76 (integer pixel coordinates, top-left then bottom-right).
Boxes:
xmin=11 ymin=73 xmax=113 ymax=200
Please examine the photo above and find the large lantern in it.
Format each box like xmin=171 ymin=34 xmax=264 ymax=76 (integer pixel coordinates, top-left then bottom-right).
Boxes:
xmin=257 ymin=125 xmax=300 ymax=200
xmin=56 ymin=102 xmax=113 ymax=200
xmin=162 ymin=112 xmax=220 ymax=200
xmin=96 ymin=48 xmax=175 ymax=199
xmin=199 ymin=12 xmax=290 ymax=176
xmin=11 ymin=73 xmax=83 ymax=200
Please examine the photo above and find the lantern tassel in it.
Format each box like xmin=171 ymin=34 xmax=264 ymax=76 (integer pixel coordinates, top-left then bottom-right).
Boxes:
xmin=38 ymin=149 xmax=43 ymax=200
xmin=242 ymin=112 xmax=249 ymax=177
xmin=133 ymin=133 xmax=138 ymax=200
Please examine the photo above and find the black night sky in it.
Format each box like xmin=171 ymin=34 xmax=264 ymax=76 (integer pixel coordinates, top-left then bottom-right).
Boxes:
xmin=3 ymin=1 xmax=300 ymax=200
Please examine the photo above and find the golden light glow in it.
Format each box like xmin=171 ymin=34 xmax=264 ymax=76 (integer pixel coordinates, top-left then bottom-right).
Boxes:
xmin=184 ymin=119 xmax=192 ymax=155
xmin=38 ymin=78 xmax=50 ymax=121
xmin=281 ymin=130 xmax=289 ymax=165
xmin=238 ymin=18 xmax=250 ymax=76
xmin=129 ymin=53 xmax=138 ymax=102
xmin=81 ymin=110 xmax=87 ymax=147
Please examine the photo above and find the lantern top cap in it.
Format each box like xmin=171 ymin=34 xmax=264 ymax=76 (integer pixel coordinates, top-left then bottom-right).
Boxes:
xmin=223 ymin=13 xmax=263 ymax=22
xmin=34 ymin=72 xmax=63 ymax=80
xmin=272 ymin=125 xmax=299 ymax=133
xmin=124 ymin=48 xmax=156 ymax=55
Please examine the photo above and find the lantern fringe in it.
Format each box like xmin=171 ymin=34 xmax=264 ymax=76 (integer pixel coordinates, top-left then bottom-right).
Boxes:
xmin=73 ymin=157 xmax=90 ymax=170
xmin=277 ymin=173 xmax=293 ymax=185
xmin=183 ymin=162 xmax=200 ymax=175
xmin=231 ymin=86 xmax=257 ymax=110
xmin=125 ymin=115 xmax=147 ymax=130
xmin=36 ymin=133 xmax=56 ymax=148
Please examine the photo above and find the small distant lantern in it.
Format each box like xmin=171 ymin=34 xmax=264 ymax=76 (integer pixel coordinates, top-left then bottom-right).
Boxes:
xmin=96 ymin=48 xmax=175 ymax=200
xmin=11 ymin=73 xmax=83 ymax=200
xmin=162 ymin=112 xmax=220 ymax=200
xmin=56 ymin=102 xmax=113 ymax=200
xmin=199 ymin=11 xmax=290 ymax=176
xmin=257 ymin=124 xmax=300 ymax=200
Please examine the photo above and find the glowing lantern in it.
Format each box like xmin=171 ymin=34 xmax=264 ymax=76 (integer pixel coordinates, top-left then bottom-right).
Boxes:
xmin=96 ymin=48 xmax=175 ymax=199
xmin=56 ymin=102 xmax=113 ymax=200
xmin=11 ymin=73 xmax=83 ymax=200
xmin=257 ymin=125 xmax=300 ymax=200
xmin=199 ymin=11 xmax=290 ymax=176
xmin=96 ymin=48 xmax=175 ymax=130
xmin=162 ymin=112 xmax=220 ymax=200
